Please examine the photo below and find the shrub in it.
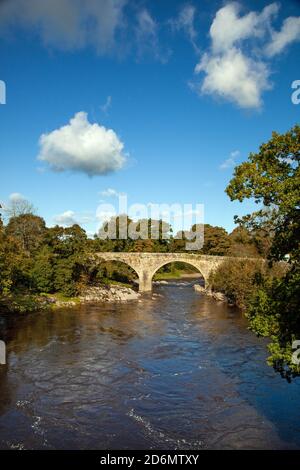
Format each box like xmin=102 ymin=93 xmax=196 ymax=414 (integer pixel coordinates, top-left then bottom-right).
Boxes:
xmin=209 ymin=258 xmax=264 ymax=309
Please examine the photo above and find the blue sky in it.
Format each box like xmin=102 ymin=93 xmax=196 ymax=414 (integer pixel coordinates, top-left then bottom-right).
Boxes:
xmin=0 ymin=0 xmax=300 ymax=235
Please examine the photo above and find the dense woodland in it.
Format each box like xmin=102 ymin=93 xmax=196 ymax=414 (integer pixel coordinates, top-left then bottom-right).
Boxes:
xmin=0 ymin=124 xmax=299 ymax=378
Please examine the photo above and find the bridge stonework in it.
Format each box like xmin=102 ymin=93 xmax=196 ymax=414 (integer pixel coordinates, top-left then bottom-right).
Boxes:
xmin=93 ymin=253 xmax=229 ymax=292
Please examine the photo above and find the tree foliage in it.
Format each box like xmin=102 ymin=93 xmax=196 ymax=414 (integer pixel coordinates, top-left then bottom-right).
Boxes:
xmin=225 ymin=124 xmax=300 ymax=378
xmin=6 ymin=214 xmax=46 ymax=254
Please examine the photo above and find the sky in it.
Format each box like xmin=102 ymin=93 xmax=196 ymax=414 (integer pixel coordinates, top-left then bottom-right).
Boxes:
xmin=0 ymin=0 xmax=300 ymax=236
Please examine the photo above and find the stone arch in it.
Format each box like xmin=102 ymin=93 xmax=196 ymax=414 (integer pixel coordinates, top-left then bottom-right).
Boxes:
xmin=150 ymin=260 xmax=207 ymax=289
xmin=92 ymin=255 xmax=139 ymax=287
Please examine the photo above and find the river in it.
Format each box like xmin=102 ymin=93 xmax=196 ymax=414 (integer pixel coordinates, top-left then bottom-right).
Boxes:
xmin=0 ymin=280 xmax=300 ymax=450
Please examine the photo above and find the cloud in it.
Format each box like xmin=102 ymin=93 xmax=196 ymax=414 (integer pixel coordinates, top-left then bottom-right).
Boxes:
xmin=0 ymin=192 xmax=26 ymax=211
xmin=196 ymin=47 xmax=271 ymax=108
xmin=135 ymin=8 xmax=169 ymax=62
xmin=53 ymin=210 xmax=78 ymax=227
xmin=193 ymin=2 xmax=300 ymax=109
xmin=53 ymin=210 xmax=95 ymax=226
xmin=209 ymin=2 xmax=279 ymax=53
xmin=100 ymin=188 xmax=123 ymax=197
xmin=0 ymin=0 xmax=127 ymax=54
xmin=169 ymin=5 xmax=198 ymax=52
xmin=135 ymin=9 xmax=158 ymax=56
xmin=1 ymin=193 xmax=35 ymax=217
xmin=0 ymin=1 xmax=168 ymax=61
xmin=265 ymin=16 xmax=300 ymax=56
xmin=9 ymin=192 xmax=26 ymax=202
xmin=38 ymin=111 xmax=127 ymax=177
xmin=101 ymin=95 xmax=112 ymax=114
xmin=219 ymin=150 xmax=240 ymax=170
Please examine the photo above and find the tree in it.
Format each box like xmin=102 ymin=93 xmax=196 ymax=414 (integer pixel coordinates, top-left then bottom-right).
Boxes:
xmin=228 ymin=226 xmax=261 ymax=257
xmin=226 ymin=125 xmax=299 ymax=263
xmin=203 ymin=224 xmax=230 ymax=255
xmin=6 ymin=214 xmax=46 ymax=254
xmin=226 ymin=124 xmax=300 ymax=378
xmin=95 ymin=217 xmax=172 ymax=253
xmin=97 ymin=215 xmax=134 ymax=252
xmin=0 ymin=215 xmax=28 ymax=295
xmin=31 ymin=246 xmax=54 ymax=293
xmin=169 ymin=231 xmax=187 ymax=252
xmin=189 ymin=224 xmax=230 ymax=255
xmin=43 ymin=224 xmax=89 ymax=296
xmin=3 ymin=196 xmax=35 ymax=219
xmin=44 ymin=224 xmax=87 ymax=257
xmin=130 ymin=238 xmax=155 ymax=252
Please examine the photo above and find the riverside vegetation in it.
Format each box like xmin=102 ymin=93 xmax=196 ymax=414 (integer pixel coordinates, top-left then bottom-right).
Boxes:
xmin=0 ymin=124 xmax=299 ymax=378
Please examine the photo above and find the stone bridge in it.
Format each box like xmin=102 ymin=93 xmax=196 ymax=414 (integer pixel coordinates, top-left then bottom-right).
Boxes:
xmin=93 ymin=252 xmax=231 ymax=292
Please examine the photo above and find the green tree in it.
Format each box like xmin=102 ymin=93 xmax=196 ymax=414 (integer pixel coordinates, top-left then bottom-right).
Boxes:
xmin=31 ymin=246 xmax=54 ymax=293
xmin=189 ymin=224 xmax=230 ymax=255
xmin=203 ymin=224 xmax=230 ymax=255
xmin=44 ymin=224 xmax=89 ymax=296
xmin=0 ymin=215 xmax=28 ymax=295
xmin=226 ymin=124 xmax=300 ymax=378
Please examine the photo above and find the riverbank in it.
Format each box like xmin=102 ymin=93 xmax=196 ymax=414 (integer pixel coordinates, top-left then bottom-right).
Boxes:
xmin=1 ymin=278 xmax=229 ymax=315
xmin=0 ymin=284 xmax=140 ymax=314
xmin=194 ymin=284 xmax=230 ymax=304
xmin=79 ymin=285 xmax=140 ymax=303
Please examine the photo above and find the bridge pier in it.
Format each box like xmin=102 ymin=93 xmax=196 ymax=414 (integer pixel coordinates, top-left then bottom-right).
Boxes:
xmin=138 ymin=270 xmax=152 ymax=293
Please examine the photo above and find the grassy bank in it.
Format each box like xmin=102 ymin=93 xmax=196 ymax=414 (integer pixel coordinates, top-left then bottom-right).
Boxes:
xmin=154 ymin=270 xmax=182 ymax=280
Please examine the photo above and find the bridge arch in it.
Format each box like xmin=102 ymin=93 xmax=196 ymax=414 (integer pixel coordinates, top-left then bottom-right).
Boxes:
xmin=150 ymin=261 xmax=205 ymax=286
xmin=92 ymin=256 xmax=139 ymax=287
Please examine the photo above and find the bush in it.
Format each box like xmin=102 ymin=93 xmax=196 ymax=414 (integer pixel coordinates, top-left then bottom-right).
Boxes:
xmin=209 ymin=258 xmax=264 ymax=308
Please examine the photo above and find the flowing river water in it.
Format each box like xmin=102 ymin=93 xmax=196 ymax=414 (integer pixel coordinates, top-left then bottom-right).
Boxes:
xmin=0 ymin=280 xmax=300 ymax=450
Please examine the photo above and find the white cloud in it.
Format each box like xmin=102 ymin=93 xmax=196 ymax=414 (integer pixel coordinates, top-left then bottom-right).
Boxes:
xmin=101 ymin=95 xmax=112 ymax=114
xmin=265 ymin=16 xmax=300 ymax=56
xmin=209 ymin=2 xmax=278 ymax=53
xmin=193 ymin=2 xmax=300 ymax=109
xmin=196 ymin=48 xmax=271 ymax=108
xmin=53 ymin=210 xmax=95 ymax=226
xmin=100 ymin=188 xmax=123 ymax=197
xmin=38 ymin=111 xmax=126 ymax=177
xmin=219 ymin=150 xmax=240 ymax=170
xmin=1 ymin=193 xmax=35 ymax=217
xmin=0 ymin=0 xmax=127 ymax=54
xmin=9 ymin=192 xmax=26 ymax=202
xmin=54 ymin=210 xmax=78 ymax=227
xmin=0 ymin=193 xmax=26 ymax=211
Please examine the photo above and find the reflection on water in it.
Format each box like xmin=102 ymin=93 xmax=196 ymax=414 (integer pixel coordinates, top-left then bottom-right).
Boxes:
xmin=0 ymin=280 xmax=300 ymax=450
